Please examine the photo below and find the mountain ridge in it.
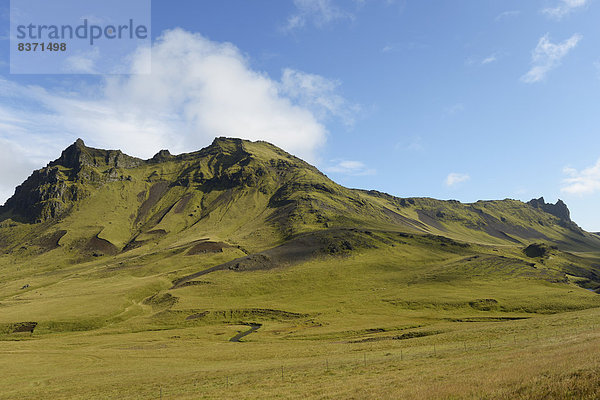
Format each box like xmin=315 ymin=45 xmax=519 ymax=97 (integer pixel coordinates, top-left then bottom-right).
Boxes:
xmin=0 ymin=137 xmax=595 ymax=256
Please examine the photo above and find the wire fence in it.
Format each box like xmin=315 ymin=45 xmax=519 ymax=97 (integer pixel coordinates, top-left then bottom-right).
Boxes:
xmin=148 ymin=322 xmax=600 ymax=399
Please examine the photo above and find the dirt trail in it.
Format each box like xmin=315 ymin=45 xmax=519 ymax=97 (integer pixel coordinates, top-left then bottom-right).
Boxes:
xmin=229 ymin=323 xmax=262 ymax=342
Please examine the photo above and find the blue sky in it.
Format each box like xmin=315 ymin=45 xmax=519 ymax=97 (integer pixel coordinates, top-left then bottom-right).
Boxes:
xmin=1 ymin=0 xmax=600 ymax=229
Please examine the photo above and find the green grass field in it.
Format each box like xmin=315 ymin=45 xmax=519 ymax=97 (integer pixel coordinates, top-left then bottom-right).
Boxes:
xmin=2 ymin=237 xmax=600 ymax=399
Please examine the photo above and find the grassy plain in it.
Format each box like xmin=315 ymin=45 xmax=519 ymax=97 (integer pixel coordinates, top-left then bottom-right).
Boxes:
xmin=2 ymin=237 xmax=600 ymax=399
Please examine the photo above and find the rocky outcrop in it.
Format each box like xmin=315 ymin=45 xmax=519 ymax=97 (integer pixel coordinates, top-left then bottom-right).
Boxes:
xmin=1 ymin=139 xmax=142 ymax=223
xmin=2 ymin=166 xmax=83 ymax=222
xmin=523 ymin=243 xmax=556 ymax=258
xmin=150 ymin=149 xmax=173 ymax=163
xmin=50 ymin=139 xmax=144 ymax=171
xmin=527 ymin=197 xmax=571 ymax=221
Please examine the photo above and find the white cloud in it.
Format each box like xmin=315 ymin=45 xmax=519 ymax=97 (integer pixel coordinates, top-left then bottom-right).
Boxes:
xmin=481 ymin=54 xmax=498 ymax=65
xmin=561 ymin=160 xmax=600 ymax=195
xmin=445 ymin=173 xmax=470 ymax=187
xmin=382 ymin=44 xmax=394 ymax=53
xmin=466 ymin=53 xmax=499 ymax=67
xmin=0 ymin=29 xmax=355 ymax=204
xmin=280 ymin=68 xmax=359 ymax=126
xmin=0 ymin=138 xmax=43 ymax=204
xmin=324 ymin=160 xmax=375 ymax=176
xmin=443 ymin=103 xmax=465 ymax=116
xmin=395 ymin=135 xmax=423 ymax=152
xmin=63 ymin=48 xmax=101 ymax=74
xmin=521 ymin=33 xmax=582 ymax=83
xmin=543 ymin=0 xmax=589 ymax=19
xmin=495 ymin=10 xmax=521 ymax=21
xmin=382 ymin=41 xmax=429 ymax=54
xmin=285 ymin=0 xmax=353 ymax=31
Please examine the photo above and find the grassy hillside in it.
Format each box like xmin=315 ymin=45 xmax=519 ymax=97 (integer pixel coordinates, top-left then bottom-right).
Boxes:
xmin=0 ymin=137 xmax=599 ymax=399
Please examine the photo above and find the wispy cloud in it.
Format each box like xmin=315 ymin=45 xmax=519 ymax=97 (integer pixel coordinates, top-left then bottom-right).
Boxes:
xmin=285 ymin=0 xmax=395 ymax=31
xmin=395 ymin=135 xmax=424 ymax=152
xmin=481 ymin=54 xmax=498 ymax=65
xmin=279 ymin=68 xmax=360 ymax=126
xmin=63 ymin=48 xmax=101 ymax=74
xmin=382 ymin=44 xmax=395 ymax=53
xmin=562 ymin=160 xmax=600 ymax=195
xmin=443 ymin=103 xmax=465 ymax=116
xmin=521 ymin=33 xmax=582 ymax=83
xmin=381 ymin=41 xmax=429 ymax=54
xmin=324 ymin=160 xmax=375 ymax=176
xmin=542 ymin=0 xmax=589 ymax=19
xmin=466 ymin=53 xmax=499 ymax=66
xmin=495 ymin=10 xmax=521 ymax=21
xmin=0 ymin=136 xmax=45 ymax=203
xmin=285 ymin=0 xmax=353 ymax=31
xmin=445 ymin=173 xmax=470 ymax=187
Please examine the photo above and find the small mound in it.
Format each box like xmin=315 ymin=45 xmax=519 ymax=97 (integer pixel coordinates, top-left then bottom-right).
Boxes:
xmin=523 ymin=243 xmax=556 ymax=258
xmin=33 ymin=230 xmax=67 ymax=251
xmin=187 ymin=241 xmax=229 ymax=255
xmin=86 ymin=235 xmax=118 ymax=256
xmin=468 ymin=298 xmax=499 ymax=311
xmin=143 ymin=293 xmax=179 ymax=310
xmin=0 ymin=321 xmax=37 ymax=334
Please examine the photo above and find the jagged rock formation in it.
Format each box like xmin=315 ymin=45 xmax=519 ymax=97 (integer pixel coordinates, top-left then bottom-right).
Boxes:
xmin=1 ymin=139 xmax=142 ymax=223
xmin=50 ymin=138 xmax=144 ymax=171
xmin=527 ymin=197 xmax=571 ymax=222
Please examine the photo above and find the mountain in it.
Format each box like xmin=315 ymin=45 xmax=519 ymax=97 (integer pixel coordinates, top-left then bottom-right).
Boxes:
xmin=2 ymin=137 xmax=600 ymax=398
xmin=2 ymin=137 xmax=600 ymax=329
xmin=1 ymin=137 xmax=597 ymax=256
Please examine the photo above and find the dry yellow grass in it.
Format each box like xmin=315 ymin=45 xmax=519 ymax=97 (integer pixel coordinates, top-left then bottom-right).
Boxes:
xmin=1 ymin=307 xmax=599 ymax=399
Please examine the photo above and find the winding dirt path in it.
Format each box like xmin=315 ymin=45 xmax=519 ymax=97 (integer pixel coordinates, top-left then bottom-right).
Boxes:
xmin=229 ymin=323 xmax=262 ymax=342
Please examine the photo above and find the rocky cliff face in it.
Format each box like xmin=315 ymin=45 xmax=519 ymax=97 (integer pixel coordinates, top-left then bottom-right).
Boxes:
xmin=2 ymin=166 xmax=80 ymax=222
xmin=1 ymin=139 xmax=143 ymax=223
xmin=527 ymin=197 xmax=571 ymax=221
xmin=50 ymin=139 xmax=144 ymax=172
xmin=526 ymin=197 xmax=583 ymax=234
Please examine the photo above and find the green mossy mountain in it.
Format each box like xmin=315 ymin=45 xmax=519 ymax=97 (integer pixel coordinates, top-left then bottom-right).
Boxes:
xmin=0 ymin=138 xmax=600 ymax=399
xmin=0 ymin=137 xmax=597 ymax=255
xmin=3 ymin=137 xmax=600 ymax=393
